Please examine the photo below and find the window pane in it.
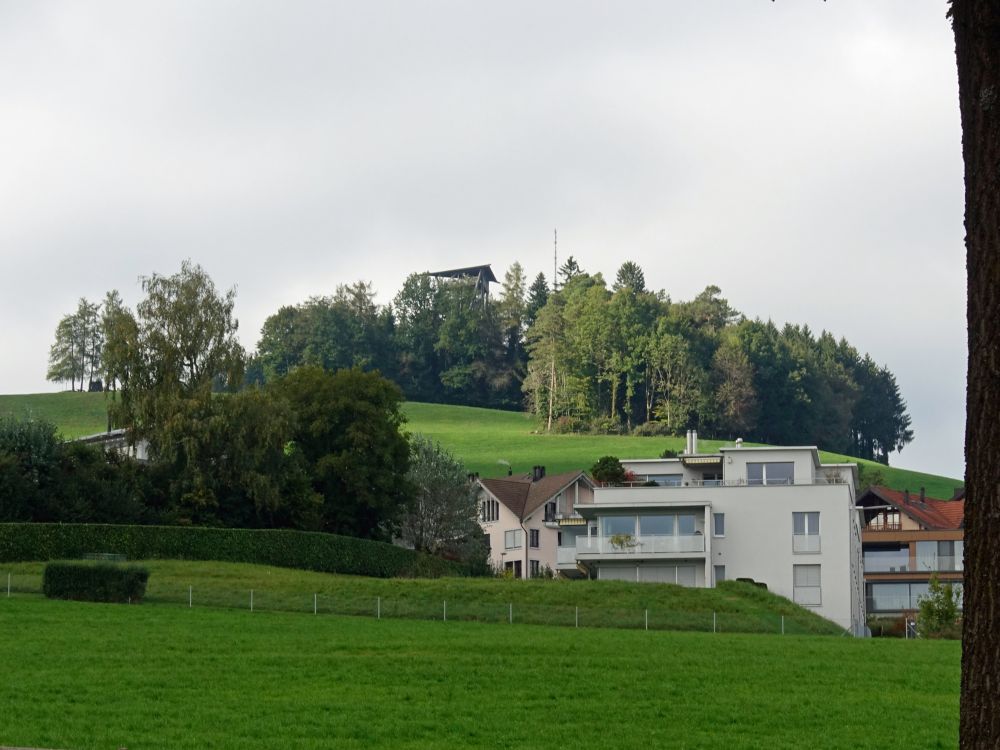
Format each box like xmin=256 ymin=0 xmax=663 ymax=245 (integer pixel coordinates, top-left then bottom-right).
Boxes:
xmin=869 ymin=582 xmax=909 ymax=612
xmin=766 ymin=462 xmax=794 ymax=485
xmin=602 ymin=516 xmax=636 ymax=536
xmin=793 ymin=564 xmax=820 ymax=587
xmin=713 ymin=513 xmax=725 ymax=536
xmin=714 ymin=565 xmax=726 ymax=584
xmin=910 ymin=582 xmax=930 ymax=609
xmin=807 ymin=512 xmax=819 ymax=535
xmin=916 ymin=541 xmax=937 ymax=571
xmin=677 ymin=515 xmax=696 ymax=535
xmin=747 ymin=463 xmax=764 ymax=485
xmin=793 ymin=512 xmax=806 ymax=535
xmin=640 ymin=515 xmax=674 ymax=535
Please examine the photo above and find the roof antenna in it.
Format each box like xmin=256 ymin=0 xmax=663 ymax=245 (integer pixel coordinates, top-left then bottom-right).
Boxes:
xmin=553 ymin=228 xmax=558 ymax=291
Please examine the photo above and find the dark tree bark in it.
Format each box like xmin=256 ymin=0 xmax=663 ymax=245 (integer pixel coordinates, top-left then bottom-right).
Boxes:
xmin=953 ymin=2 xmax=1000 ymax=747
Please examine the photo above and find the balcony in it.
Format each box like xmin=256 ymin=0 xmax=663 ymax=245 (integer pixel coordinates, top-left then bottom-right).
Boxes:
xmin=561 ymin=534 xmax=705 ymax=561
xmin=916 ymin=555 xmax=963 ymax=573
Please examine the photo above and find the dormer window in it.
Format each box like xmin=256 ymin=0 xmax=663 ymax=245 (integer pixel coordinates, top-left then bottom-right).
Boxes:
xmin=747 ymin=462 xmax=794 ymax=486
xmin=544 ymin=501 xmax=556 ymax=522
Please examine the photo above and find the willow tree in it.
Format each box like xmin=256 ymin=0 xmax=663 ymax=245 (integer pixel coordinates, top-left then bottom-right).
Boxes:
xmin=951 ymin=1 xmax=1000 ymax=746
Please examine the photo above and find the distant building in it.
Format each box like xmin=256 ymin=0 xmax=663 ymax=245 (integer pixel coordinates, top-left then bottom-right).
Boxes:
xmin=71 ymin=428 xmax=149 ymax=462
xmin=857 ymin=485 xmax=964 ymax=617
xmin=476 ymin=467 xmax=595 ymax=579
xmin=427 ymin=264 xmax=498 ymax=303
xmin=480 ymin=432 xmax=865 ymax=635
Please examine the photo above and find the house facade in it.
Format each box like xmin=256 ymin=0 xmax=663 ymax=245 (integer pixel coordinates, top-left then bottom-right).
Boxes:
xmin=477 ymin=467 xmax=595 ymax=578
xmin=857 ymin=485 xmax=964 ymax=617
xmin=551 ymin=433 xmax=866 ymax=635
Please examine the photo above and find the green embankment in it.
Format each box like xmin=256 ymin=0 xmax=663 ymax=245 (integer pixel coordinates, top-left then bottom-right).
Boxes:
xmin=3 ymin=559 xmax=843 ymax=635
xmin=0 ymin=391 xmax=963 ymax=498
xmin=0 ymin=595 xmax=959 ymax=749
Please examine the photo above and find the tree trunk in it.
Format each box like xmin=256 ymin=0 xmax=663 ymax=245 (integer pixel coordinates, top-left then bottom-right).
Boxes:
xmin=953 ymin=2 xmax=1000 ymax=747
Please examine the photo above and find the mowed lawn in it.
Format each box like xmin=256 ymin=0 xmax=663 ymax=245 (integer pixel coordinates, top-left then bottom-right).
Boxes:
xmin=0 ymin=596 xmax=957 ymax=750
xmin=0 ymin=391 xmax=962 ymax=497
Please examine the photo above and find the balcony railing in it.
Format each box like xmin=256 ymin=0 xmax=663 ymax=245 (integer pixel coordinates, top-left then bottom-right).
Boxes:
xmin=865 ymin=522 xmax=903 ymax=532
xmin=916 ymin=556 xmax=963 ymax=572
xmin=598 ymin=476 xmax=849 ymax=489
xmin=570 ymin=534 xmax=706 ymax=557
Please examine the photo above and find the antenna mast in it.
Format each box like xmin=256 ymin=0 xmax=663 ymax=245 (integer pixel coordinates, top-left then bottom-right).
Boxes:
xmin=553 ymin=228 xmax=558 ymax=291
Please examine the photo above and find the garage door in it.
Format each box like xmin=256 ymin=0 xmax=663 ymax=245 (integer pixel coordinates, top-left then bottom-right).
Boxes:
xmin=639 ymin=565 xmax=676 ymax=583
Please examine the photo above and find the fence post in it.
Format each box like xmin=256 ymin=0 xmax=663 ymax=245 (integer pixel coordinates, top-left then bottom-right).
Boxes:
xmin=6 ymin=572 xmax=9 ymax=597
xmin=443 ymin=600 xmax=447 ymax=622
xmin=188 ymin=585 xmax=192 ymax=608
xmin=377 ymin=596 xmax=381 ymax=620
xmin=314 ymin=593 xmax=317 ymax=615
xmin=645 ymin=609 xmax=648 ymax=631
xmin=250 ymin=589 xmax=254 ymax=612
xmin=781 ymin=615 xmax=785 ymax=635
xmin=575 ymin=606 xmax=578 ymax=628
xmin=713 ymin=611 xmax=717 ymax=633
xmin=509 ymin=603 xmax=512 ymax=624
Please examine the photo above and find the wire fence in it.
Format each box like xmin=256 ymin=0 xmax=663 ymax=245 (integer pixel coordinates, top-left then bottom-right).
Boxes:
xmin=2 ymin=571 xmax=845 ymax=637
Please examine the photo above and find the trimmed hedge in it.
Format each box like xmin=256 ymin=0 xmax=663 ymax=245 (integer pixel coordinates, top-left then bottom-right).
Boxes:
xmin=43 ymin=561 xmax=150 ymax=603
xmin=0 ymin=524 xmax=463 ymax=579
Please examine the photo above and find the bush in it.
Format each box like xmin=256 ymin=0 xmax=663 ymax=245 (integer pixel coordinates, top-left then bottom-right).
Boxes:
xmin=590 ymin=456 xmax=626 ymax=485
xmin=43 ymin=561 xmax=149 ymax=603
xmin=0 ymin=523 xmax=467 ymax=578
xmin=551 ymin=416 xmax=590 ymax=434
xmin=589 ymin=417 xmax=625 ymax=435
xmin=867 ymin=615 xmax=907 ymax=638
xmin=917 ymin=575 xmax=963 ymax=639
xmin=632 ymin=421 xmax=678 ymax=437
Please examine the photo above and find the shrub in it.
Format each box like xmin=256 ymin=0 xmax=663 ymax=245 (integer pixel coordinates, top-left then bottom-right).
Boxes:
xmin=917 ymin=575 xmax=963 ymax=639
xmin=551 ymin=416 xmax=590 ymax=434
xmin=43 ymin=561 xmax=150 ymax=603
xmin=867 ymin=615 xmax=906 ymax=638
xmin=589 ymin=417 xmax=625 ymax=435
xmin=0 ymin=523 xmax=467 ymax=578
xmin=590 ymin=456 xmax=626 ymax=485
xmin=632 ymin=421 xmax=678 ymax=437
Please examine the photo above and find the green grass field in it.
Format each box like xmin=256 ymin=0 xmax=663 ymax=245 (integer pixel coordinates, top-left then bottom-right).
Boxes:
xmin=2 ymin=559 xmax=845 ymax=636
xmin=0 ymin=594 xmax=959 ymax=749
xmin=0 ymin=391 xmax=962 ymax=497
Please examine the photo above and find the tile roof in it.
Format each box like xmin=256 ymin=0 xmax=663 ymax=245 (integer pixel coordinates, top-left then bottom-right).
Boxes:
xmin=864 ymin=486 xmax=965 ymax=530
xmin=479 ymin=470 xmax=591 ymax=520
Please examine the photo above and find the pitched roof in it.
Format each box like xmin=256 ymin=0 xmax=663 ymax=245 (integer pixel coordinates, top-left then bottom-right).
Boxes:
xmin=479 ymin=470 xmax=591 ymax=520
xmin=862 ymin=486 xmax=965 ymax=530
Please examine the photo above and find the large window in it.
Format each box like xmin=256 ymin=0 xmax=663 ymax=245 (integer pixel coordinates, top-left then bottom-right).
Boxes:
xmin=793 ymin=564 xmax=822 ymax=605
xmin=602 ymin=516 xmax=636 ymax=537
xmin=863 ymin=546 xmax=909 ymax=572
xmin=792 ymin=512 xmax=820 ymax=553
xmin=529 ymin=529 xmax=540 ymax=548
xmin=640 ymin=515 xmax=675 ymax=535
xmin=747 ymin=462 xmax=795 ymax=486
xmin=504 ymin=529 xmax=523 ymax=549
xmin=648 ymin=474 xmax=683 ymax=487
xmin=917 ymin=541 xmax=964 ymax=572
xmin=866 ymin=581 xmax=943 ymax=612
xmin=713 ymin=513 xmax=725 ymax=537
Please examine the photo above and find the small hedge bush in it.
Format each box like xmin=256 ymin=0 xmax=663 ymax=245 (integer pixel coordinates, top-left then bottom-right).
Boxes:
xmin=0 ymin=523 xmax=464 ymax=578
xmin=43 ymin=561 xmax=150 ymax=603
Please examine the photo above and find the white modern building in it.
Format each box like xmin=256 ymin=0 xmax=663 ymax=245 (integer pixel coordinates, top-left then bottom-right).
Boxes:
xmin=551 ymin=432 xmax=865 ymax=635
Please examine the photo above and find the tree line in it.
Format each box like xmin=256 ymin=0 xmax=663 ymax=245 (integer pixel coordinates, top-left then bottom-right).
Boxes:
xmin=28 ymin=263 xmax=482 ymax=561
xmin=250 ymin=258 xmax=913 ymax=463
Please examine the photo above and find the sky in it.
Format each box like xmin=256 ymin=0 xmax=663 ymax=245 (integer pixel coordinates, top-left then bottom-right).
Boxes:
xmin=0 ymin=1 xmax=967 ymax=479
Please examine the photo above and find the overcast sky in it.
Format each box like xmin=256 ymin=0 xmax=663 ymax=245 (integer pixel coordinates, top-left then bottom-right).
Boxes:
xmin=0 ymin=1 xmax=966 ymax=479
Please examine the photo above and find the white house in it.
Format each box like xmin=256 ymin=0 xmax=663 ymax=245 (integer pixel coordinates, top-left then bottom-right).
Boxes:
xmin=477 ymin=467 xmax=595 ymax=578
xmin=552 ymin=432 xmax=866 ymax=635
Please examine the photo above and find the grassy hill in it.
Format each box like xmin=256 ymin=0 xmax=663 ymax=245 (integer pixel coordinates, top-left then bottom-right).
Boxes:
xmin=0 ymin=391 xmax=963 ymax=498
xmin=0 ymin=593 xmax=959 ymax=749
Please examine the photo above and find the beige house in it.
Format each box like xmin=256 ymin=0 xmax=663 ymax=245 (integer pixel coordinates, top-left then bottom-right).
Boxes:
xmin=477 ymin=467 xmax=594 ymax=578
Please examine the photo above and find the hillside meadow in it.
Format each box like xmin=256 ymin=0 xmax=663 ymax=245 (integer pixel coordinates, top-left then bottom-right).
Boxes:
xmin=0 ymin=594 xmax=958 ymax=750
xmin=3 ymin=559 xmax=845 ymax=636
xmin=0 ymin=391 xmax=962 ymax=497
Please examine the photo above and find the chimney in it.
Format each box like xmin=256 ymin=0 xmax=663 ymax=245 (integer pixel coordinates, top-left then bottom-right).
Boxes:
xmin=919 ymin=487 xmax=925 ymax=503
xmin=736 ymin=437 xmax=743 ymax=448
xmin=532 ymin=465 xmax=546 ymax=482
xmin=691 ymin=430 xmax=698 ymax=455
xmin=508 ymin=467 xmax=513 ymax=476
xmin=685 ymin=430 xmax=692 ymax=455
xmin=903 ymin=489 xmax=910 ymax=504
